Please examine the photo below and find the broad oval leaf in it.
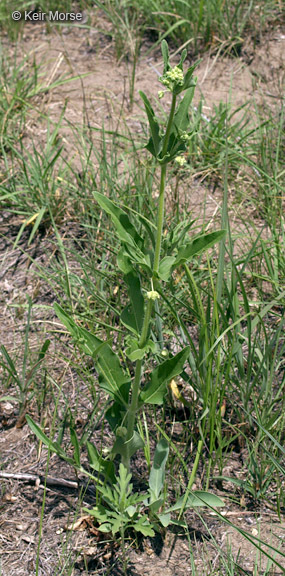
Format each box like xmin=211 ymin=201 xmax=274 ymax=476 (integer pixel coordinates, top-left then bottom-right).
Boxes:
xmin=112 ymin=430 xmax=144 ymax=459
xmin=158 ymin=255 xmax=176 ymax=281
xmin=166 ymin=491 xmax=224 ymax=512
xmin=157 ymin=512 xmax=171 ymax=527
xmin=173 ymin=87 xmax=195 ymax=134
xmin=141 ymin=346 xmax=190 ymax=405
xmin=161 ymin=39 xmax=170 ymax=74
xmin=54 ymin=304 xmax=130 ymax=405
xmin=139 ymin=91 xmax=161 ymax=157
xmin=94 ymin=192 xmax=144 ymax=250
xmin=174 ymin=230 xmax=226 ymax=267
xmin=149 ymin=438 xmax=169 ymax=501
xmin=121 ymin=271 xmax=144 ymax=335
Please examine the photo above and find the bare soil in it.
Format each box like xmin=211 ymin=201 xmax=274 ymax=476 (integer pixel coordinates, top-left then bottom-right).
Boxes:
xmin=0 ymin=14 xmax=284 ymax=576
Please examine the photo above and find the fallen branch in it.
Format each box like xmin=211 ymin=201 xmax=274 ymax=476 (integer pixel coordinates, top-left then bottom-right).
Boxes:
xmin=0 ymin=470 xmax=93 ymax=492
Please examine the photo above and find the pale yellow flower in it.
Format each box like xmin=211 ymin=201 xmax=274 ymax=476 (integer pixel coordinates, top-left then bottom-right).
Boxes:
xmin=146 ymin=290 xmax=160 ymax=301
xmin=160 ymin=66 xmax=184 ymax=92
xmin=175 ymin=155 xmax=187 ymax=167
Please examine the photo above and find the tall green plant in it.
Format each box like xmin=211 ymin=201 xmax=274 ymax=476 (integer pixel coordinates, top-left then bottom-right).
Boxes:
xmin=59 ymin=41 xmax=223 ymax=471
xmin=27 ymin=40 xmax=225 ymax=529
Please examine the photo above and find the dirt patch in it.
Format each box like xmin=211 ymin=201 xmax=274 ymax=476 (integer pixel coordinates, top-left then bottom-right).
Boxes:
xmin=197 ymin=29 xmax=284 ymax=108
xmin=10 ymin=22 xmax=284 ymax=160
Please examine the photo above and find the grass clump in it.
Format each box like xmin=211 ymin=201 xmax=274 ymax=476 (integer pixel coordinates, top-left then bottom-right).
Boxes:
xmin=95 ymin=0 xmax=283 ymax=55
xmin=0 ymin=44 xmax=38 ymax=153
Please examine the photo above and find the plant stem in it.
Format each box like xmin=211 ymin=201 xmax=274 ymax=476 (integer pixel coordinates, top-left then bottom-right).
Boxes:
xmin=163 ymin=93 xmax=177 ymax=158
xmin=153 ymin=164 xmax=166 ymax=277
xmin=123 ymin=358 xmax=143 ymax=472
xmin=153 ymin=93 xmax=176 ymax=276
xmin=139 ymin=298 xmax=153 ymax=348
xmin=123 ymin=92 xmax=177 ymax=472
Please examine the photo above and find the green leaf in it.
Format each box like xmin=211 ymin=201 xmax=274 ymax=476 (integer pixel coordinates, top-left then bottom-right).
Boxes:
xmin=111 ymin=515 xmax=123 ymax=536
xmin=166 ymin=491 xmax=224 ymax=512
xmin=125 ymin=337 xmax=156 ymax=361
xmin=26 ymin=415 xmax=74 ymax=466
xmin=174 ymin=230 xmax=226 ymax=267
xmin=182 ymin=61 xmax=200 ymax=90
xmin=137 ymin=214 xmax=156 ymax=247
xmin=147 ymin=498 xmax=164 ymax=513
xmin=165 ymin=517 xmax=187 ymax=528
xmin=86 ymin=504 xmax=109 ymax=523
xmin=134 ymin=516 xmax=155 ymax=537
xmin=112 ymin=430 xmax=144 ymax=459
xmin=168 ymin=219 xmax=196 ymax=250
xmin=98 ymin=523 xmax=112 ymax=533
xmin=126 ymin=505 xmax=137 ymax=518
xmin=125 ymin=244 xmax=152 ymax=273
xmin=117 ymin=248 xmax=133 ymax=274
xmin=157 ymin=512 xmax=171 ymax=527
xmin=149 ymin=438 xmax=169 ymax=501
xmin=158 ymin=256 xmax=176 ymax=281
xmin=144 ymin=136 xmax=158 ymax=159
xmin=86 ymin=441 xmax=101 ymax=470
xmin=87 ymin=441 xmax=115 ymax=482
xmin=38 ymin=339 xmax=51 ymax=360
xmin=161 ymin=39 xmax=170 ymax=74
xmin=213 ymin=476 xmax=256 ymax=497
xmin=0 ymin=395 xmax=20 ymax=404
xmin=54 ymin=303 xmax=102 ymax=355
xmin=141 ymin=346 xmax=190 ymax=405
xmin=139 ymin=91 xmax=161 ymax=157
xmin=94 ymin=192 xmax=144 ymax=250
xmin=178 ymin=49 xmax=187 ymax=69
xmin=105 ymin=401 xmax=127 ymax=433
xmin=90 ymin=343 xmax=131 ymax=404
xmin=121 ymin=305 xmax=141 ymax=336
xmin=54 ymin=304 xmax=130 ymax=405
xmin=26 ymin=415 xmax=56 ymax=448
xmin=126 ymin=346 xmax=149 ymax=361
xmin=27 ymin=206 xmax=47 ymax=246
xmin=70 ymin=426 xmax=80 ymax=466
xmin=166 ymin=136 xmax=187 ymax=160
xmin=0 ymin=345 xmax=18 ymax=378
xmin=173 ymin=87 xmax=195 ymax=135
xmin=121 ymin=271 xmax=144 ymax=335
